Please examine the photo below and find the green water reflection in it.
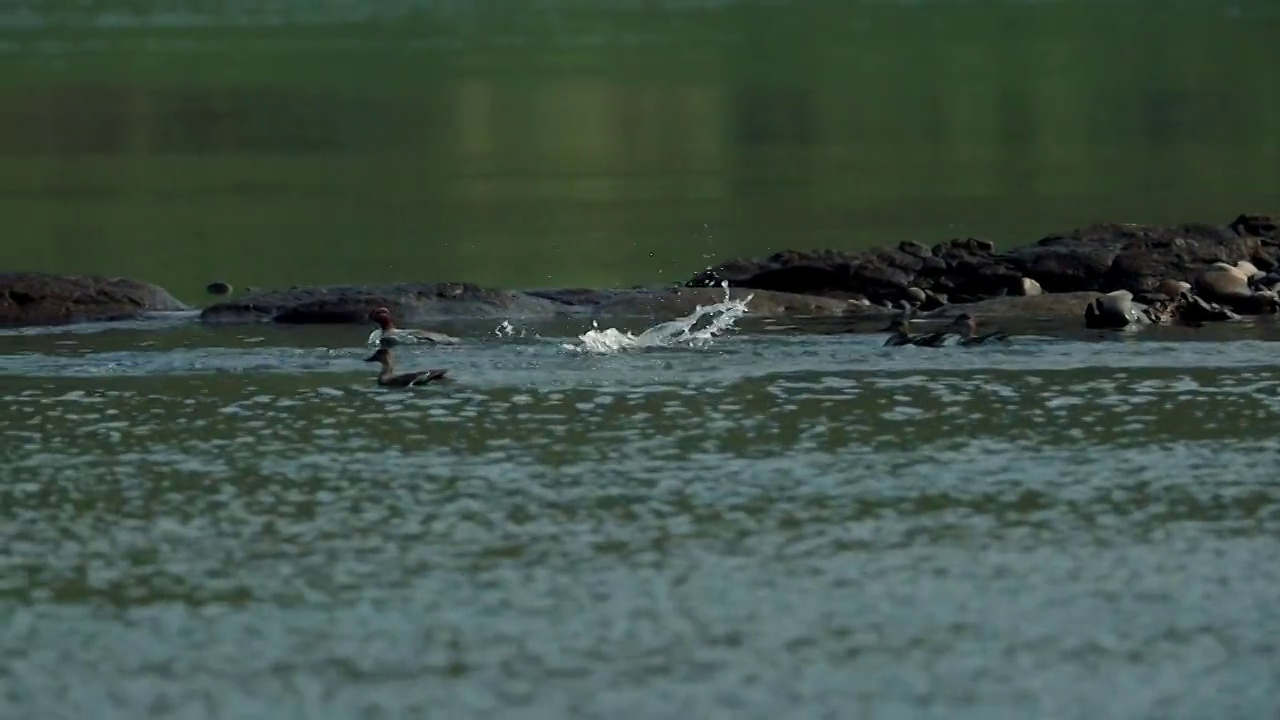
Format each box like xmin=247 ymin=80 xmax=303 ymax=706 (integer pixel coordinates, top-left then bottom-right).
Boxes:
xmin=1 ymin=0 xmax=1276 ymax=301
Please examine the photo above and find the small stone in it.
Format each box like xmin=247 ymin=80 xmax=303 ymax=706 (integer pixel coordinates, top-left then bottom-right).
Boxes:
xmin=1156 ymin=279 xmax=1191 ymax=298
xmin=905 ymin=287 xmax=927 ymax=305
xmin=1018 ymin=277 xmax=1043 ymax=296
xmin=205 ymin=281 xmax=233 ymax=296
xmin=1084 ymin=289 xmax=1145 ymax=329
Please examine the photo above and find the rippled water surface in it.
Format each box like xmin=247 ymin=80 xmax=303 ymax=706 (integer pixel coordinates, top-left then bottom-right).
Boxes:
xmin=3 ymin=318 xmax=1280 ymax=719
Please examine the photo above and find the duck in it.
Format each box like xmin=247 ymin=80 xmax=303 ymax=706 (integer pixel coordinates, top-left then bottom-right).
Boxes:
xmin=364 ymin=347 xmax=449 ymax=388
xmin=368 ymin=307 xmax=460 ymax=347
xmin=882 ymin=317 xmax=949 ymax=347
xmin=949 ymin=313 xmax=1010 ymax=346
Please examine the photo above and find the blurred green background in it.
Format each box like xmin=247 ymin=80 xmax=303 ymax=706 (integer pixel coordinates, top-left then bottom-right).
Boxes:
xmin=1 ymin=0 xmax=1276 ymax=301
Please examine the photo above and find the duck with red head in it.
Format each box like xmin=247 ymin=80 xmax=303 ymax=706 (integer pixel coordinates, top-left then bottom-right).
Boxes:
xmin=368 ymin=307 xmax=460 ymax=347
xmin=364 ymin=347 xmax=449 ymax=388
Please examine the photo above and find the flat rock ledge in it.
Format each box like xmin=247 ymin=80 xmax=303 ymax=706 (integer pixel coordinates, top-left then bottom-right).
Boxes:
xmin=197 ymin=283 xmax=869 ymax=325
xmin=0 ymin=272 xmax=189 ymax=328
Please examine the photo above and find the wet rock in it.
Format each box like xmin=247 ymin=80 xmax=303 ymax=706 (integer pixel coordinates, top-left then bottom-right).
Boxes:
xmin=905 ymin=287 xmax=927 ymax=306
xmin=1178 ymin=293 xmax=1241 ymax=324
xmin=0 ymin=272 xmax=188 ymax=328
xmin=1084 ymin=290 xmax=1148 ymax=329
xmin=1018 ymin=277 xmax=1043 ymax=296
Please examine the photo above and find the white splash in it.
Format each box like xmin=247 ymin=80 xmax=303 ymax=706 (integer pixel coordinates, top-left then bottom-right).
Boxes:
xmin=492 ymin=320 xmax=538 ymax=339
xmin=563 ymin=282 xmax=753 ymax=354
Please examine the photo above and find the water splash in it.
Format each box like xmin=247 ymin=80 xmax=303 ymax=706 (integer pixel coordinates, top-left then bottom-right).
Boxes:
xmin=563 ymin=282 xmax=753 ymax=354
xmin=492 ymin=320 xmax=539 ymax=339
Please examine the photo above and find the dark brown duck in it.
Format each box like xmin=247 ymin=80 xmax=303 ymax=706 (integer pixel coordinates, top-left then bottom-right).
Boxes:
xmin=364 ymin=347 xmax=449 ymax=387
xmin=882 ymin=317 xmax=949 ymax=348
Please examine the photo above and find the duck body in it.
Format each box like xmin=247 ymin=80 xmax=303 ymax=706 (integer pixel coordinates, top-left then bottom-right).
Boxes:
xmin=376 ymin=367 xmax=449 ymax=387
xmin=369 ymin=327 xmax=460 ymax=348
xmin=364 ymin=348 xmax=449 ymax=388
xmin=367 ymin=307 xmax=460 ymax=347
xmin=950 ymin=313 xmax=1010 ymax=346
xmin=882 ymin=318 xmax=950 ymax=348
xmin=958 ymin=330 xmax=1010 ymax=347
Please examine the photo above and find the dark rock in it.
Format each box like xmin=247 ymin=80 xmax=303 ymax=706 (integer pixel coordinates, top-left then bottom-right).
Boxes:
xmin=687 ymin=214 xmax=1280 ymax=318
xmin=1105 ymin=227 xmax=1262 ymax=294
xmin=726 ymin=264 xmax=851 ymax=297
xmin=206 ymin=281 xmax=233 ymax=296
xmin=202 ymin=282 xmax=557 ymax=324
xmin=1179 ymin=293 xmax=1241 ymax=324
xmin=1229 ymin=213 xmax=1278 ymax=239
xmin=199 ymin=283 xmax=865 ymax=325
xmin=0 ymin=272 xmax=188 ymax=328
xmin=918 ymin=255 xmax=949 ymax=274
xmin=897 ymin=241 xmax=932 ymax=259
xmin=847 ymin=262 xmax=913 ymax=302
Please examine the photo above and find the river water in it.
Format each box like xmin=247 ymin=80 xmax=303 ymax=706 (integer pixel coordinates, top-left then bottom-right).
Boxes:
xmin=3 ymin=307 xmax=1280 ymax=718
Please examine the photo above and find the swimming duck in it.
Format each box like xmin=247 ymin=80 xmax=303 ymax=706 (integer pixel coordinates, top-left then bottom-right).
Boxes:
xmin=368 ymin=307 xmax=460 ymax=347
xmin=949 ymin=313 xmax=1010 ymax=346
xmin=882 ymin=317 xmax=949 ymax=347
xmin=364 ymin=347 xmax=449 ymax=388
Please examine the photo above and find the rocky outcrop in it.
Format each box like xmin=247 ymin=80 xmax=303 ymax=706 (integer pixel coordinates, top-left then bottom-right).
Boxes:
xmin=688 ymin=213 xmax=1280 ymax=316
xmin=0 ymin=272 xmax=189 ymax=328
xmin=198 ymin=283 xmax=868 ymax=325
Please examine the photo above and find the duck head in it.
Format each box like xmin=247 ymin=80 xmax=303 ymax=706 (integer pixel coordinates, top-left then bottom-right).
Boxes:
xmin=949 ymin=313 xmax=977 ymax=334
xmin=882 ymin=317 xmax=909 ymax=333
xmin=369 ymin=307 xmax=395 ymax=331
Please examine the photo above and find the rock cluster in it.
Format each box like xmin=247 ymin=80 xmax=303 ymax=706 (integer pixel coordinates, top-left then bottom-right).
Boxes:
xmin=688 ymin=213 xmax=1280 ymax=327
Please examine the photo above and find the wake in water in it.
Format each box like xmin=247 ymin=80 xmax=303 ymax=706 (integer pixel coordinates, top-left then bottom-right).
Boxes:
xmin=563 ymin=282 xmax=754 ymax=355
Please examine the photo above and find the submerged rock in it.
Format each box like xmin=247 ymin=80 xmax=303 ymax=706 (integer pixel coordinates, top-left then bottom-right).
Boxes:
xmin=0 ymin=272 xmax=189 ymax=328
xmin=689 ymin=213 xmax=1280 ymax=316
